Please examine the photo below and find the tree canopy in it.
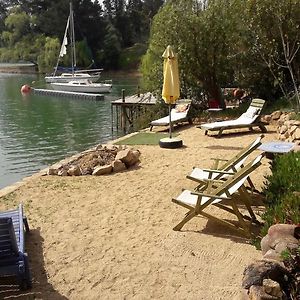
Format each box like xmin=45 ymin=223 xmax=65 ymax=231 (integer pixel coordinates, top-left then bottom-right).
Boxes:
xmin=0 ymin=0 xmax=164 ymax=71
xmin=141 ymin=0 xmax=300 ymax=107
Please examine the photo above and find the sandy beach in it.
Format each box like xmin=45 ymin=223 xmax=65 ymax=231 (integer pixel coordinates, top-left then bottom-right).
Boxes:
xmin=0 ymin=124 xmax=278 ymax=300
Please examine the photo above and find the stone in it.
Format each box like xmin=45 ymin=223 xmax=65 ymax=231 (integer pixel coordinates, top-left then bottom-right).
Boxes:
xmin=291 ymin=120 xmax=300 ymax=126
xmin=57 ymin=169 xmax=68 ymax=176
xmin=92 ymin=165 xmax=112 ymax=175
xmin=292 ymin=145 xmax=300 ymax=152
xmin=67 ymin=165 xmax=82 ymax=176
xmin=279 ymin=125 xmax=288 ymax=134
xmin=242 ymin=260 xmax=288 ymax=289
xmin=262 ymin=115 xmax=272 ymax=123
xmin=261 ymin=224 xmax=299 ymax=257
xmin=293 ymin=128 xmax=300 ymax=140
xmin=266 ymin=224 xmax=297 ymax=239
xmin=47 ymin=167 xmax=59 ymax=175
xmin=289 ymin=125 xmax=298 ymax=135
xmin=271 ymin=111 xmax=282 ymax=120
xmin=111 ymin=159 xmax=127 ymax=172
xmin=262 ymin=249 xmax=281 ymax=261
xmin=248 ymin=285 xmax=278 ymax=300
xmin=284 ymin=131 xmax=289 ymax=138
xmin=115 ymin=149 xmax=140 ymax=167
xmin=263 ymin=279 xmax=283 ymax=298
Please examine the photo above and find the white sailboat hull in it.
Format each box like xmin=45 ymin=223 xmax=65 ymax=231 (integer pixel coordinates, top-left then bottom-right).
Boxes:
xmin=51 ymin=80 xmax=112 ymax=93
xmin=45 ymin=73 xmax=100 ymax=83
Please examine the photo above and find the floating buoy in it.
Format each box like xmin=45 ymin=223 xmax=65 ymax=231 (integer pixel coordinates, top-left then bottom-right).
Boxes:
xmin=21 ymin=84 xmax=31 ymax=94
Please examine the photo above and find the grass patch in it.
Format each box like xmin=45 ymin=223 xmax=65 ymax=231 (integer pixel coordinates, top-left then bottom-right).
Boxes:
xmin=114 ymin=132 xmax=178 ymax=145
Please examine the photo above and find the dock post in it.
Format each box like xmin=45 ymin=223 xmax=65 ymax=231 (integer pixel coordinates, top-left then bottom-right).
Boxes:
xmin=121 ymin=89 xmax=126 ymax=133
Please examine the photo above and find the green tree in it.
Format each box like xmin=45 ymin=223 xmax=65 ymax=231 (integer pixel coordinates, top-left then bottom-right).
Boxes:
xmin=37 ymin=36 xmax=60 ymax=72
xmin=141 ymin=0 xmax=239 ymax=107
xmin=240 ymin=0 xmax=300 ymax=107
xmin=101 ymin=22 xmax=121 ymax=69
xmin=1 ymin=6 xmax=32 ymax=47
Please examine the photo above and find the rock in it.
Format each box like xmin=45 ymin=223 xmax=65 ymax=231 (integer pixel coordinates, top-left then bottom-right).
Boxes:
xmin=242 ymin=260 xmax=288 ymax=289
xmin=248 ymin=285 xmax=278 ymax=300
xmin=92 ymin=165 xmax=112 ymax=175
xmin=271 ymin=111 xmax=282 ymax=120
xmin=57 ymin=169 xmax=68 ymax=176
xmin=67 ymin=165 xmax=82 ymax=176
xmin=291 ymin=120 xmax=300 ymax=126
xmin=262 ymin=249 xmax=282 ymax=261
xmin=261 ymin=224 xmax=299 ymax=259
xmin=111 ymin=159 xmax=127 ymax=172
xmin=268 ymin=224 xmax=297 ymax=237
xmin=48 ymin=167 xmax=59 ymax=175
xmin=263 ymin=279 xmax=283 ymax=299
xmin=262 ymin=115 xmax=272 ymax=123
xmin=293 ymin=144 xmax=300 ymax=152
xmin=293 ymin=128 xmax=300 ymax=140
xmin=115 ymin=149 xmax=140 ymax=167
xmin=279 ymin=125 xmax=288 ymax=134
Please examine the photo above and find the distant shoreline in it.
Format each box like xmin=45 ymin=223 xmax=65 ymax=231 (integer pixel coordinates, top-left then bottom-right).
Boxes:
xmin=0 ymin=63 xmax=142 ymax=77
xmin=0 ymin=63 xmax=37 ymax=74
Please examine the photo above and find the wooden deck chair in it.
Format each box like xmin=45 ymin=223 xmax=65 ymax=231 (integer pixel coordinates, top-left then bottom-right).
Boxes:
xmin=172 ymin=154 xmax=264 ymax=237
xmin=0 ymin=204 xmax=32 ymax=290
xmin=187 ymin=134 xmax=264 ymax=192
xmin=199 ymin=99 xmax=268 ymax=137
xmin=150 ymin=99 xmax=193 ymax=131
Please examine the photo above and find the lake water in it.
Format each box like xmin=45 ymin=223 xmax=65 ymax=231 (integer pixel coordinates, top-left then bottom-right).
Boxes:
xmin=0 ymin=72 xmax=140 ymax=189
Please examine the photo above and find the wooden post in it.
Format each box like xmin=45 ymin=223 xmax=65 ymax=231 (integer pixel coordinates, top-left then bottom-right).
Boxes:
xmin=121 ymin=89 xmax=126 ymax=133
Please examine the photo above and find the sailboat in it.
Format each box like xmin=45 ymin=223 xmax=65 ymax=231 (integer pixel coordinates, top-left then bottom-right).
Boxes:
xmin=51 ymin=79 xmax=112 ymax=93
xmin=45 ymin=2 xmax=103 ymax=84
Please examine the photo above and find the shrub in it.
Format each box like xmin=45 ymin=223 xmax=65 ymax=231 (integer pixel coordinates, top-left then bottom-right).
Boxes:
xmin=261 ymin=152 xmax=300 ymax=236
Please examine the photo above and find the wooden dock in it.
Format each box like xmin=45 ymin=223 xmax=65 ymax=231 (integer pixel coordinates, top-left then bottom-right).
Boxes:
xmin=111 ymin=92 xmax=157 ymax=106
xmin=111 ymin=92 xmax=157 ymax=133
xmin=32 ymin=88 xmax=104 ymax=100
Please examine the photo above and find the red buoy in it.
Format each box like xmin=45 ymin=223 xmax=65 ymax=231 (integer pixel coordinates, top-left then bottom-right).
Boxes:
xmin=21 ymin=84 xmax=31 ymax=94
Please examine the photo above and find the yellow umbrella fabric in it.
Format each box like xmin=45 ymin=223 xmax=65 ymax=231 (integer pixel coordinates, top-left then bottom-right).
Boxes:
xmin=162 ymin=45 xmax=180 ymax=104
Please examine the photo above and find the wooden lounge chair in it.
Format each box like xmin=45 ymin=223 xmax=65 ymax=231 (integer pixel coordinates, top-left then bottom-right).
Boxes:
xmin=150 ymin=99 xmax=193 ymax=131
xmin=172 ymin=154 xmax=264 ymax=237
xmin=199 ymin=98 xmax=268 ymax=137
xmin=0 ymin=204 xmax=32 ymax=290
xmin=187 ymin=134 xmax=264 ymax=192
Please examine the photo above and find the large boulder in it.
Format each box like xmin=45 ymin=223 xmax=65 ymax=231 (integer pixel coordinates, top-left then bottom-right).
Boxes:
xmin=92 ymin=165 xmax=112 ymax=175
xmin=67 ymin=165 xmax=82 ymax=176
xmin=261 ymin=224 xmax=299 ymax=260
xmin=115 ymin=149 xmax=140 ymax=167
xmin=112 ymin=159 xmax=127 ymax=172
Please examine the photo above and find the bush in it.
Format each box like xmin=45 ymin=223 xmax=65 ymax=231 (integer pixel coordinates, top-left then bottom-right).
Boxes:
xmin=261 ymin=152 xmax=300 ymax=236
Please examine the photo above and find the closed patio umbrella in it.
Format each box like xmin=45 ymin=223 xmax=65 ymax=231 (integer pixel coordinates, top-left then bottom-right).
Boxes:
xmin=162 ymin=45 xmax=180 ymax=139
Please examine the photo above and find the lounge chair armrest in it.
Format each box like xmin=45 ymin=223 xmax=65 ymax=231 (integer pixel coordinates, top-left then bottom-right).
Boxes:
xmin=210 ymin=157 xmax=228 ymax=169
xmin=211 ymin=158 xmax=228 ymax=162
xmin=190 ymin=191 xmax=231 ymax=201
xmin=201 ymin=168 xmax=235 ymax=175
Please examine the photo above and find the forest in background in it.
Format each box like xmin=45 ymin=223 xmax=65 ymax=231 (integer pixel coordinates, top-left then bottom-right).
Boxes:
xmin=0 ymin=0 xmax=164 ymax=72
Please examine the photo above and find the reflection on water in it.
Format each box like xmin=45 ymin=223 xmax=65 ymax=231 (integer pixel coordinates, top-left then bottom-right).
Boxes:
xmin=0 ymin=72 xmax=140 ymax=189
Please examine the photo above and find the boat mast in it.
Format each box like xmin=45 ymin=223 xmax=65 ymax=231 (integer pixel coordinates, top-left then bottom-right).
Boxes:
xmin=69 ymin=1 xmax=76 ymax=76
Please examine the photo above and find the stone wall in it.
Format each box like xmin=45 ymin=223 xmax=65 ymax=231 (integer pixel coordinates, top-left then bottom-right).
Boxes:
xmin=262 ymin=111 xmax=300 ymax=144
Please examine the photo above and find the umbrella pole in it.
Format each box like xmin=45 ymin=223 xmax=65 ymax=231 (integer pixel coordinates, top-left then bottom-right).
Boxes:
xmin=169 ymin=104 xmax=172 ymax=139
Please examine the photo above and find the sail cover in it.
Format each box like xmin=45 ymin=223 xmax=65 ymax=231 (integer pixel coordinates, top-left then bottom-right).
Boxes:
xmin=59 ymin=16 xmax=70 ymax=58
